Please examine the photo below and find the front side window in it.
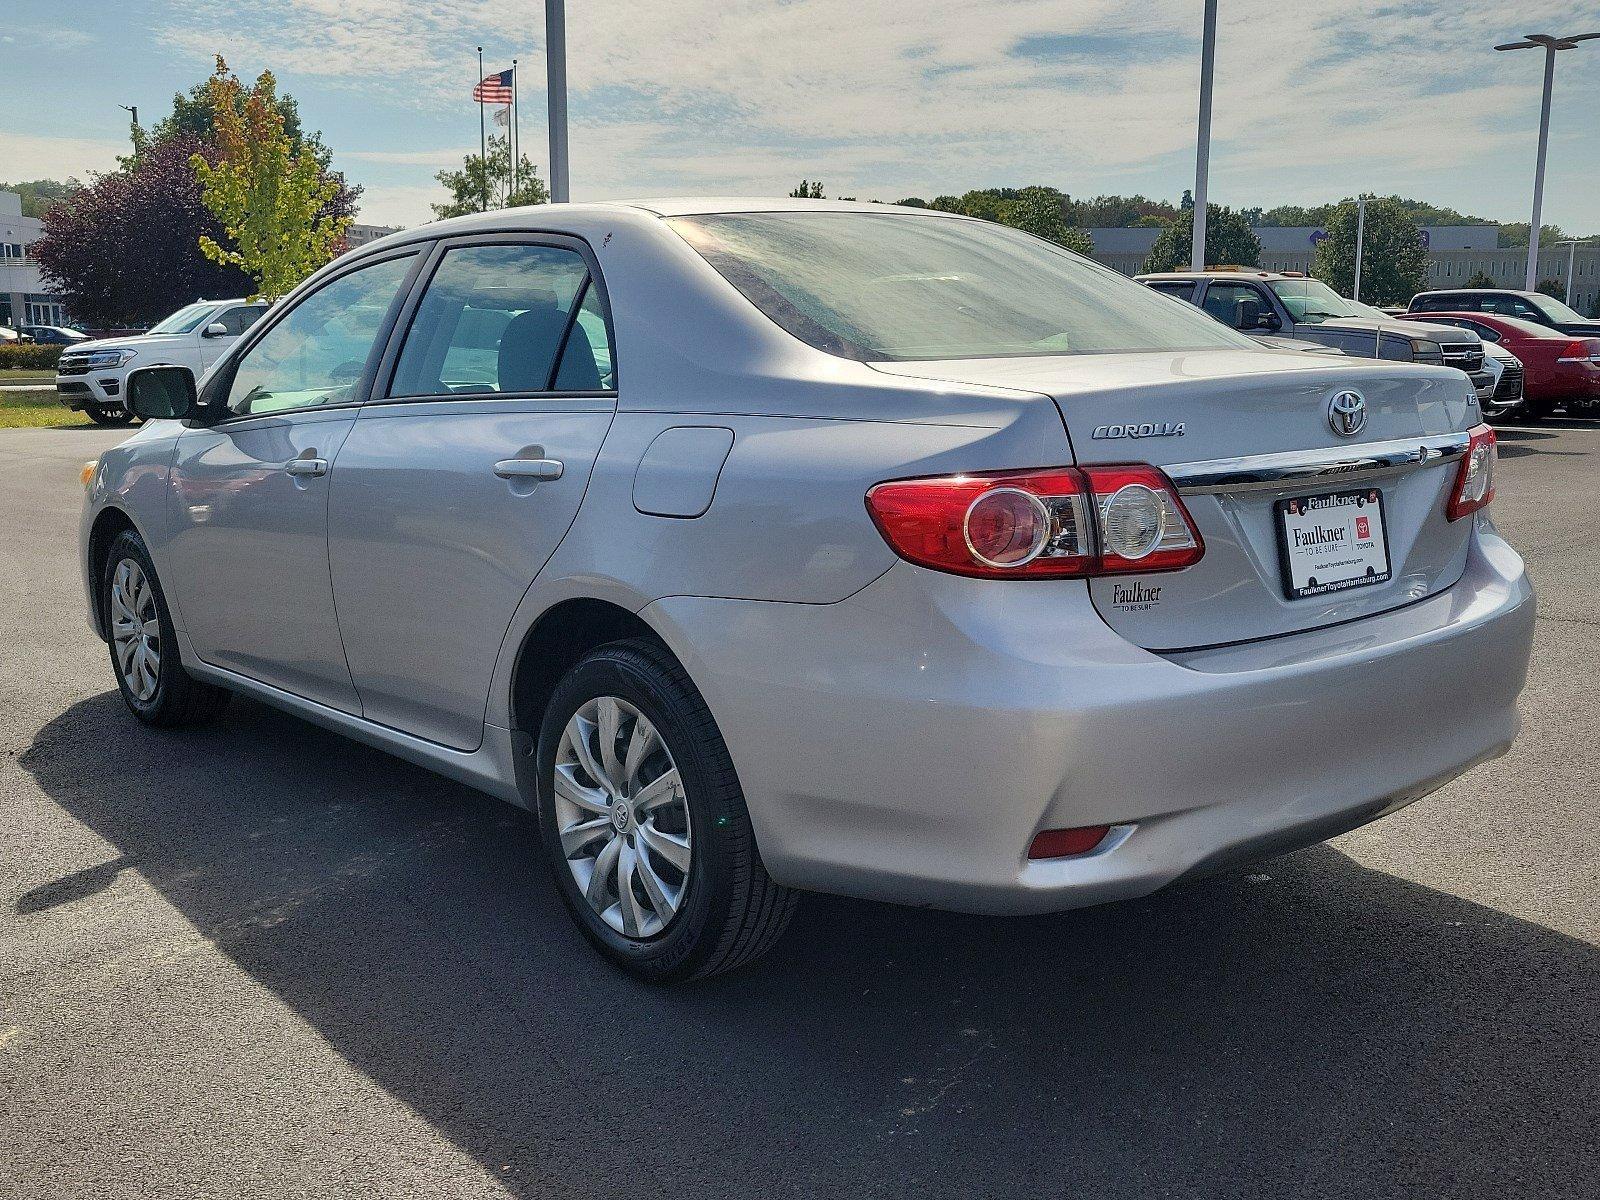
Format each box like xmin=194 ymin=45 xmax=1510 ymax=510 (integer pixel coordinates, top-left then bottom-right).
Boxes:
xmin=224 ymin=254 xmax=415 ymax=417
xmin=1202 ymin=282 xmax=1270 ymax=327
xmin=670 ymin=212 xmax=1252 ymax=361
xmin=390 ymin=243 xmax=613 ymax=397
xmin=217 ymin=305 xmax=265 ymax=336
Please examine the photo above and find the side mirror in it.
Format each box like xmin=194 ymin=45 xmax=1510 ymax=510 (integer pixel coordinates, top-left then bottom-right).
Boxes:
xmin=201 ymin=322 xmax=230 ymax=338
xmin=126 ymin=365 xmax=198 ymax=421
xmin=1233 ymin=297 xmax=1264 ymax=330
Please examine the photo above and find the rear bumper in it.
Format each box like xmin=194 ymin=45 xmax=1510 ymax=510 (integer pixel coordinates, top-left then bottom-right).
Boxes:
xmin=645 ymin=521 xmax=1534 ymax=914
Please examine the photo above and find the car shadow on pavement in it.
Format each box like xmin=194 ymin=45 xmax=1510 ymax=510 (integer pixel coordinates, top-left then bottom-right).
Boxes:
xmin=18 ymin=692 xmax=1600 ymax=1200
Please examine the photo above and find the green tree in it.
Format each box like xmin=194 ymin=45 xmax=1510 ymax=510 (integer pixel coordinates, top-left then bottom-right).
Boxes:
xmin=1004 ymin=187 xmax=1093 ymax=254
xmin=1311 ymin=198 xmax=1428 ymax=305
xmin=788 ymin=179 xmax=824 ymax=199
xmin=895 ymin=196 xmax=929 ymax=208
xmin=1141 ymin=205 xmax=1261 ymax=273
xmin=1465 ymin=270 xmax=1497 ymax=288
xmin=431 ymin=135 xmax=548 ymax=218
xmin=0 ymin=178 xmax=81 ymax=219
xmin=190 ymin=57 xmax=351 ymax=301
xmin=1535 ymin=278 xmax=1566 ymax=299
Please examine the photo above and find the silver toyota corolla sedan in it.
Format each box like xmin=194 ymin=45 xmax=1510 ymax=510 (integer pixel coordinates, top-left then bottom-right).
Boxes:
xmin=82 ymin=199 xmax=1535 ymax=981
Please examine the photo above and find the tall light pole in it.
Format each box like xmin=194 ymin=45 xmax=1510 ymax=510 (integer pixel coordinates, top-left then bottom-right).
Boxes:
xmin=1352 ymin=196 xmax=1367 ymax=302
xmin=1190 ymin=0 xmax=1218 ymax=271
xmin=1557 ymin=239 xmax=1578 ymax=306
xmin=1495 ymin=31 xmax=1599 ymax=291
xmin=118 ymin=104 xmax=140 ymax=157
xmin=546 ymin=0 xmax=570 ymax=203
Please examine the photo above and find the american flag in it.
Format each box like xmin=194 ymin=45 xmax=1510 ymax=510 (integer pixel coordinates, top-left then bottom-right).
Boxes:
xmin=473 ymin=69 xmax=514 ymax=104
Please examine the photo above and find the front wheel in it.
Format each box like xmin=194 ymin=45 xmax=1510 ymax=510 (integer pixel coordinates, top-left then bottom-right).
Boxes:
xmin=536 ymin=639 xmax=797 ymax=982
xmin=86 ymin=404 xmax=136 ymax=427
xmin=102 ymin=529 xmax=230 ymax=726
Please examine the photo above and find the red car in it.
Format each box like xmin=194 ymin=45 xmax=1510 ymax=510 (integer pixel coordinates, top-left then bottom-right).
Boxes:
xmin=1399 ymin=311 xmax=1600 ymax=419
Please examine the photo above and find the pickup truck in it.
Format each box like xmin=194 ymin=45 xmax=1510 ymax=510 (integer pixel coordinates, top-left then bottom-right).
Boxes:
xmin=1138 ymin=269 xmax=1495 ymax=405
xmin=55 ymin=298 xmax=266 ymax=425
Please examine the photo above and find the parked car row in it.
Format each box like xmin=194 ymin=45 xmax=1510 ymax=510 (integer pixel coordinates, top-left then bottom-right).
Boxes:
xmin=1138 ymin=271 xmax=1600 ymax=422
xmin=0 ymin=324 xmax=90 ymax=345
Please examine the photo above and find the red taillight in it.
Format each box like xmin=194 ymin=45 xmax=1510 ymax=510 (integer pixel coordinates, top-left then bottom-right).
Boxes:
xmin=865 ymin=464 xmax=1203 ymax=580
xmin=1028 ymin=825 xmax=1111 ymax=859
xmin=1447 ymin=424 xmax=1496 ymax=522
xmin=1557 ymin=338 xmax=1600 ymax=364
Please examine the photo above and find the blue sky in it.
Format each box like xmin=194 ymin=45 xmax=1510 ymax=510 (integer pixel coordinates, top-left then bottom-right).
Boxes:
xmin=2 ymin=0 xmax=1596 ymax=233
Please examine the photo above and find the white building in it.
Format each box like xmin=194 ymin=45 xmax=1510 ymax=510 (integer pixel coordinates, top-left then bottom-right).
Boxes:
xmin=0 ymin=191 xmax=69 ymax=329
xmin=344 ymin=222 xmax=400 ymax=251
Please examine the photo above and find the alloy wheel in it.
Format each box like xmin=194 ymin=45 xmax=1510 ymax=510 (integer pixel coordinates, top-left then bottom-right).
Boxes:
xmin=110 ymin=558 xmax=161 ymax=702
xmin=553 ymin=695 xmax=692 ymax=938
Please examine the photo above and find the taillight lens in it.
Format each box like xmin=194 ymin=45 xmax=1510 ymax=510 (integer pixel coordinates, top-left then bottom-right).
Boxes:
xmin=1081 ymin=465 xmax=1204 ymax=573
xmin=1557 ymin=338 xmax=1600 ymax=364
xmin=865 ymin=464 xmax=1203 ymax=579
xmin=1447 ymin=424 xmax=1496 ymax=521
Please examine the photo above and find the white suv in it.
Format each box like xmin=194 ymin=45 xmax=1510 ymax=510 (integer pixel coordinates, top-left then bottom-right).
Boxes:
xmin=56 ymin=299 xmax=266 ymax=425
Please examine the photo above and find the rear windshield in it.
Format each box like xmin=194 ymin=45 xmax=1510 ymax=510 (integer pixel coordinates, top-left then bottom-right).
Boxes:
xmin=669 ymin=212 xmax=1254 ymax=361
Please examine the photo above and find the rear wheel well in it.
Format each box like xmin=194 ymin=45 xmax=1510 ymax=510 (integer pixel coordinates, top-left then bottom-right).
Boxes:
xmin=87 ymin=508 xmax=138 ymax=639
xmin=509 ymin=598 xmax=674 ymax=745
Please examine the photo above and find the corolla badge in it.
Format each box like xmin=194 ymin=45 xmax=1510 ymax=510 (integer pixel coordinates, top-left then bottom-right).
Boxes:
xmin=1327 ymin=390 xmax=1367 ymax=437
xmin=1091 ymin=421 xmax=1186 ymax=440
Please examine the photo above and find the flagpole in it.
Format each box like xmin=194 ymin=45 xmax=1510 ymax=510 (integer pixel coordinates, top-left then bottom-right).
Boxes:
xmin=476 ymin=45 xmax=488 ymax=212
xmin=511 ymin=58 xmax=519 ymax=203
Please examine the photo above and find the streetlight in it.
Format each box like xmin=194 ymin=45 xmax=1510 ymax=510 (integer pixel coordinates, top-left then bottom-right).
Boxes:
xmin=1352 ymin=196 xmax=1367 ymax=303
xmin=546 ymin=0 xmax=570 ymax=203
xmin=1556 ymin=239 xmax=1579 ymax=306
xmin=1190 ymin=0 xmax=1218 ymax=271
xmin=1495 ymin=31 xmax=1599 ymax=291
xmin=118 ymin=104 xmax=139 ymax=157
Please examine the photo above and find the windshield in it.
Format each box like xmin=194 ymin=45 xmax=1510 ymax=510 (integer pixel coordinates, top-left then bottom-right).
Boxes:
xmin=147 ymin=303 xmax=218 ymax=335
xmin=669 ymin=213 xmax=1254 ymax=361
xmin=1267 ymin=279 xmax=1368 ymax=324
xmin=1529 ymin=294 xmax=1589 ymax=323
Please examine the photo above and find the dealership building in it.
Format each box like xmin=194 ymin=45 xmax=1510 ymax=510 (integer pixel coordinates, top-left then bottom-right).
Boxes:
xmin=0 ymin=190 xmax=68 ymax=330
xmin=1086 ymin=223 xmax=1600 ymax=313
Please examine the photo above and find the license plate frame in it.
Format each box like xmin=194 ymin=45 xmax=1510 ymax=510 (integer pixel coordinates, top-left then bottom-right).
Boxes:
xmin=1274 ymin=487 xmax=1392 ymax=601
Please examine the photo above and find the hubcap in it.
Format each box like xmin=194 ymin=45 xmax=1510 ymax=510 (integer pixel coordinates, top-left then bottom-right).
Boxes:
xmin=554 ymin=696 xmax=691 ymax=939
xmin=110 ymin=558 xmax=160 ymax=702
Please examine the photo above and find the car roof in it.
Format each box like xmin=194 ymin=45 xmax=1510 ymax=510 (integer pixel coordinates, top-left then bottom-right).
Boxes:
xmin=1414 ymin=288 xmax=1538 ymax=298
xmin=1135 ymin=269 xmax=1298 ymax=281
xmin=346 ymin=197 xmax=973 ymax=256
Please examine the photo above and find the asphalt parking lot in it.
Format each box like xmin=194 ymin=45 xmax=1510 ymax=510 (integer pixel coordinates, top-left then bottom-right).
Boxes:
xmin=2 ymin=418 xmax=1597 ymax=1199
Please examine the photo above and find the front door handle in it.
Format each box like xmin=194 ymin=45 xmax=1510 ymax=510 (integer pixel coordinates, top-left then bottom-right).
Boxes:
xmin=285 ymin=457 xmax=329 ymax=477
xmin=493 ymin=458 xmax=564 ymax=481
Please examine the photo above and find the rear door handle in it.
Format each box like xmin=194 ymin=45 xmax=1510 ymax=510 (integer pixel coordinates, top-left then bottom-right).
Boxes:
xmin=285 ymin=457 xmax=329 ymax=477
xmin=493 ymin=458 xmax=564 ymax=481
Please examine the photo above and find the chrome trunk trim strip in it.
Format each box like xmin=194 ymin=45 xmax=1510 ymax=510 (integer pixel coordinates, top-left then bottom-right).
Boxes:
xmin=1168 ymin=432 xmax=1471 ymax=495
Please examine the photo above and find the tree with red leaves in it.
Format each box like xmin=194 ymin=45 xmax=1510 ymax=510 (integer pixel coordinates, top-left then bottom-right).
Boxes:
xmin=32 ymin=136 xmax=251 ymax=329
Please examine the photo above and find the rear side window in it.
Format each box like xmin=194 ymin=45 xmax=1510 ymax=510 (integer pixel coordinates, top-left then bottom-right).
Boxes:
xmin=216 ymin=306 xmax=263 ymax=335
xmin=1145 ymin=281 xmax=1197 ymax=302
xmin=670 ymin=212 xmax=1252 ymax=361
xmin=390 ymin=243 xmax=614 ymax=397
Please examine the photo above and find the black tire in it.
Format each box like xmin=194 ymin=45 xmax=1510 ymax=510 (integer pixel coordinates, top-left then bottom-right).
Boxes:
xmin=535 ymin=638 xmax=797 ymax=983
xmin=86 ymin=405 xmax=136 ymax=427
xmin=1520 ymin=398 xmax=1554 ymax=422
xmin=102 ymin=529 xmax=231 ymax=727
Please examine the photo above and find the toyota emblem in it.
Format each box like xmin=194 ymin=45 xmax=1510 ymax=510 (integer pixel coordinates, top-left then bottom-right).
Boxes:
xmin=1328 ymin=390 xmax=1367 ymax=438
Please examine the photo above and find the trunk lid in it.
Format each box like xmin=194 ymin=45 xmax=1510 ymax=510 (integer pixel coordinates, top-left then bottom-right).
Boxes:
xmin=871 ymin=349 xmax=1478 ymax=650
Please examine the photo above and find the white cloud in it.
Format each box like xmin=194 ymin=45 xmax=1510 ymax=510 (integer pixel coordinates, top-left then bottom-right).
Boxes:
xmin=166 ymin=0 xmax=1600 ymax=226
xmin=0 ymin=131 xmax=126 ymax=182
